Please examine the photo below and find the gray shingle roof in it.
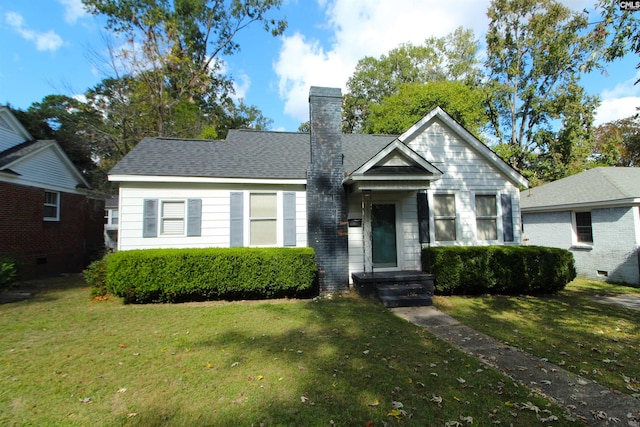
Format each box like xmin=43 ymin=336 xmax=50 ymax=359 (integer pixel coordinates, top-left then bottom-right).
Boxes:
xmin=109 ymin=129 xmax=397 ymax=180
xmin=520 ymin=167 xmax=640 ymax=210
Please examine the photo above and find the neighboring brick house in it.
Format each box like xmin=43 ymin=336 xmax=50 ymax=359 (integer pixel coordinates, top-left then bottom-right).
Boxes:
xmin=109 ymin=87 xmax=528 ymax=295
xmin=521 ymin=167 xmax=640 ymax=285
xmin=0 ymin=106 xmax=104 ymax=279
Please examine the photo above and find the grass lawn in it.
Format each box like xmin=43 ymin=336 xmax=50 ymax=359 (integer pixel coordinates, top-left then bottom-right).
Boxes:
xmin=434 ymin=278 xmax=640 ymax=400
xmin=1 ymin=276 xmax=577 ymax=426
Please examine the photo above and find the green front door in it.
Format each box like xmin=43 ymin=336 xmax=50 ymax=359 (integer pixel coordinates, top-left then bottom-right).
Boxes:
xmin=372 ymin=204 xmax=397 ymax=268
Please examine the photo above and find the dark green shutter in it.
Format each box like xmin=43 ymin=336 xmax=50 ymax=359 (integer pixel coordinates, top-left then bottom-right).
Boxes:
xmin=417 ymin=192 xmax=430 ymax=244
xmin=283 ymin=192 xmax=296 ymax=246
xmin=501 ymin=194 xmax=514 ymax=242
xmin=187 ymin=199 xmax=202 ymax=237
xmin=230 ymin=192 xmax=243 ymax=247
xmin=143 ymin=199 xmax=158 ymax=238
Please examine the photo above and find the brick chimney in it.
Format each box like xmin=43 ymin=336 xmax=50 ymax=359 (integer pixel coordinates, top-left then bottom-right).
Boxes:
xmin=307 ymin=87 xmax=349 ymax=294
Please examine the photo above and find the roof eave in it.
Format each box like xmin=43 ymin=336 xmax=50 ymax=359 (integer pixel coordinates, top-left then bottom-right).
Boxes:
xmin=521 ymin=197 xmax=640 ymax=213
xmin=109 ymin=174 xmax=307 ymax=185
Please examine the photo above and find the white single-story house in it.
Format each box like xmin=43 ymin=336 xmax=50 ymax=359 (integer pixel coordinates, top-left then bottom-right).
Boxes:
xmin=109 ymin=87 xmax=529 ymax=294
xmin=521 ymin=167 xmax=640 ymax=285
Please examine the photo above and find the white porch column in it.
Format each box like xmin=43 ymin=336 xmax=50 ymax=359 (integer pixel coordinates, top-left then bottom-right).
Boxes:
xmin=362 ymin=191 xmax=373 ymax=273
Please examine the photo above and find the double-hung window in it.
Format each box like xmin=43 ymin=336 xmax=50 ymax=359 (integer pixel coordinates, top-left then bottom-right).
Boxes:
xmin=475 ymin=195 xmax=498 ymax=241
xmin=44 ymin=191 xmax=60 ymax=221
xmin=249 ymin=193 xmax=277 ymax=246
xmin=160 ymin=201 xmax=185 ymax=235
xmin=143 ymin=199 xmax=201 ymax=238
xmin=433 ymin=194 xmax=456 ymax=241
xmin=574 ymin=211 xmax=593 ymax=244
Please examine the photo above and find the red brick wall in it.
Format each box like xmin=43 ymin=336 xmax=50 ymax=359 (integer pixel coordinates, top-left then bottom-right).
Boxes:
xmin=0 ymin=181 xmax=105 ymax=279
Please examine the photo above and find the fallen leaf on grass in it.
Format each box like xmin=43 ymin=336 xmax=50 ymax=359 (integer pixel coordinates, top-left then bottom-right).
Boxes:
xmin=520 ymin=401 xmax=540 ymax=413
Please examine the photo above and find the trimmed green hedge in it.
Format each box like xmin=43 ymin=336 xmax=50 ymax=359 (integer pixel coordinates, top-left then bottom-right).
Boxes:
xmin=105 ymin=248 xmax=317 ymax=304
xmin=422 ymin=246 xmax=576 ymax=295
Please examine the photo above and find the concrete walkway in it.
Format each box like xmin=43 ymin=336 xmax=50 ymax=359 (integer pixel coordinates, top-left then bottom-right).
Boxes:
xmin=391 ymin=305 xmax=640 ymax=427
xmin=589 ymin=295 xmax=640 ymax=310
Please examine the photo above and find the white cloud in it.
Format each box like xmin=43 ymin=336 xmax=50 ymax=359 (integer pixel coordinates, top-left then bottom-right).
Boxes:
xmin=5 ymin=11 xmax=64 ymax=52
xmin=232 ymin=72 xmax=251 ymax=101
xmin=596 ymin=73 xmax=640 ymax=124
xmin=273 ymin=0 xmax=492 ymax=122
xmin=58 ymin=0 xmax=87 ymax=24
xmin=272 ymin=0 xmax=600 ymax=123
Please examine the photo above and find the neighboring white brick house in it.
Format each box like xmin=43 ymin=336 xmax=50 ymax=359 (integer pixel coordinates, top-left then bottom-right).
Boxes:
xmin=521 ymin=168 xmax=640 ymax=285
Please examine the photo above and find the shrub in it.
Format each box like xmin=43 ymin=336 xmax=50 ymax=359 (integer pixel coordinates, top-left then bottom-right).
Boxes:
xmin=83 ymin=257 xmax=108 ymax=298
xmin=0 ymin=258 xmax=17 ymax=291
xmin=105 ymin=247 xmax=317 ymax=304
xmin=422 ymin=246 xmax=576 ymax=295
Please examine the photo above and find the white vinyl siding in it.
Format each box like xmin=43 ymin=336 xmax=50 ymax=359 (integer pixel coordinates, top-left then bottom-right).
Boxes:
xmin=117 ymin=184 xmax=306 ymax=251
xmin=406 ymin=118 xmax=523 ymax=245
xmin=11 ymin=147 xmax=79 ymax=189
xmin=44 ymin=191 xmax=60 ymax=221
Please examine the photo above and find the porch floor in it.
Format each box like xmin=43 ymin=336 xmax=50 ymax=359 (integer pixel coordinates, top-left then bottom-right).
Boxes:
xmin=352 ymin=271 xmax=435 ymax=308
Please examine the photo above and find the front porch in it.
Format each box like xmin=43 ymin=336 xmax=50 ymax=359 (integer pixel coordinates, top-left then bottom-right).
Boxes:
xmin=351 ymin=271 xmax=435 ymax=308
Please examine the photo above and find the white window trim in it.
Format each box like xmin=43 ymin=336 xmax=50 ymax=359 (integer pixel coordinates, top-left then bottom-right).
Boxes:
xmin=571 ymin=210 xmax=593 ymax=248
xmin=44 ymin=191 xmax=60 ymax=222
xmin=245 ymin=191 xmax=283 ymax=247
xmin=159 ymin=199 xmax=186 ymax=237
xmin=430 ymin=192 xmax=458 ymax=243
xmin=473 ymin=192 xmax=500 ymax=243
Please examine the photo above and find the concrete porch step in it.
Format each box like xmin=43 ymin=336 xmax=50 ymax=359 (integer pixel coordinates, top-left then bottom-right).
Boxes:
xmin=376 ymin=283 xmax=430 ymax=297
xmin=351 ymin=271 xmax=435 ymax=308
xmin=379 ymin=293 xmax=433 ymax=308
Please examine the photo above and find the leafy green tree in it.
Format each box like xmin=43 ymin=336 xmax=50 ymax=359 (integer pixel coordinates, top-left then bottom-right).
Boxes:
xmin=344 ymin=27 xmax=481 ymax=133
xmin=81 ymin=0 xmax=286 ymax=144
xmin=365 ymin=81 xmax=489 ymax=137
xmin=593 ymin=115 xmax=640 ymax=167
xmin=595 ymin=0 xmax=640 ymax=74
xmin=485 ymin=0 xmax=604 ymax=179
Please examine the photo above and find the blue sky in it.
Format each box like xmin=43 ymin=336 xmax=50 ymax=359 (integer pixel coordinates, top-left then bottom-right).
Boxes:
xmin=1 ymin=0 xmax=639 ymax=133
